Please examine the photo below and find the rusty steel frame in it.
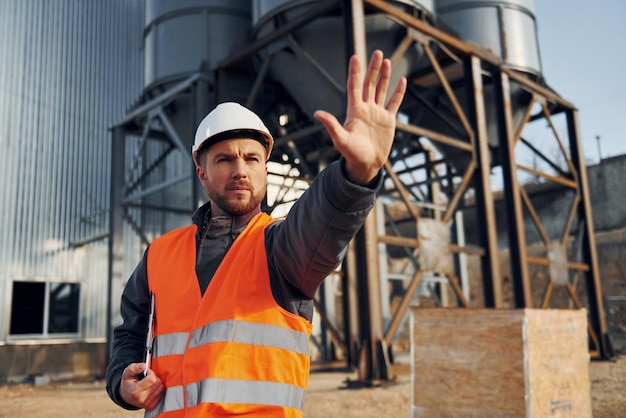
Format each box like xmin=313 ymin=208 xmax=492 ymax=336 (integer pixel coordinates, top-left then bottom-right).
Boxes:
xmin=368 ymin=0 xmax=609 ymax=363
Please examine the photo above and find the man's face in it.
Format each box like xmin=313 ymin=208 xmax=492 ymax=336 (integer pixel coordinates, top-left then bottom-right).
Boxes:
xmin=196 ymin=138 xmax=268 ymax=216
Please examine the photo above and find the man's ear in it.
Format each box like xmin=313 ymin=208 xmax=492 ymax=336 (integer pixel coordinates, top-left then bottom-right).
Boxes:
xmin=196 ymin=165 xmax=207 ymax=184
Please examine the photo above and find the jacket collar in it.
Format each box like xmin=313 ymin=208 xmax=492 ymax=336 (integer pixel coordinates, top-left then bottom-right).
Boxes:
xmin=192 ymin=201 xmax=261 ymax=238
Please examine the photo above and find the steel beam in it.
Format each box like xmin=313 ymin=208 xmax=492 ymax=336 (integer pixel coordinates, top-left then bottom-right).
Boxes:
xmin=495 ymin=71 xmax=532 ymax=308
xmin=466 ymin=56 xmax=504 ymax=307
xmin=567 ymin=109 xmax=614 ymax=359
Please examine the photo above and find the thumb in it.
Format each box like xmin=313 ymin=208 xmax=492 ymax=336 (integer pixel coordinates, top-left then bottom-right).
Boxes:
xmin=123 ymin=362 xmax=145 ymax=378
xmin=314 ymin=110 xmax=345 ymax=144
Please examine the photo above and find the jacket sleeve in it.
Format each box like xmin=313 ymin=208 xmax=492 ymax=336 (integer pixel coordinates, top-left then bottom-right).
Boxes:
xmin=105 ymin=248 xmax=151 ymax=410
xmin=267 ymin=158 xmax=381 ymax=298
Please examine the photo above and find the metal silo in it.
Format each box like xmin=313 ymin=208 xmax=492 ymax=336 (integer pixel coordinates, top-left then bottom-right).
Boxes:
xmin=115 ymin=0 xmax=254 ymax=246
xmin=436 ymin=0 xmax=541 ymax=77
xmin=108 ymin=0 xmax=256 ymax=343
xmin=436 ymin=0 xmax=541 ymax=75
xmin=251 ymin=0 xmax=434 ymax=121
xmin=144 ymin=0 xmax=252 ymax=93
xmin=410 ymin=0 xmax=542 ymax=165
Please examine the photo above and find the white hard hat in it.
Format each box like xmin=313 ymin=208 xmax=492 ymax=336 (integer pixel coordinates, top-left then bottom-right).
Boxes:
xmin=192 ymin=102 xmax=274 ymax=165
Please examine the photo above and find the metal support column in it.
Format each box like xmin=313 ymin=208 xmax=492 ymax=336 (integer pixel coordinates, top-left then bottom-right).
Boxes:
xmin=466 ymin=56 xmax=503 ymax=307
xmin=495 ymin=71 xmax=532 ymax=308
xmin=342 ymin=0 xmax=391 ymax=384
xmin=566 ymin=109 xmax=614 ymax=359
xmin=106 ymin=125 xmax=127 ymax=366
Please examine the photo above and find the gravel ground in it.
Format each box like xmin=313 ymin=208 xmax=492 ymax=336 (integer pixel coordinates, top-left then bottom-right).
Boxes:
xmin=0 ymin=354 xmax=624 ymax=417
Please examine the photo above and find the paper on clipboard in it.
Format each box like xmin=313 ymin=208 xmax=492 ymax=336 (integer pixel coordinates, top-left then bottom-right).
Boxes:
xmin=144 ymin=292 xmax=156 ymax=377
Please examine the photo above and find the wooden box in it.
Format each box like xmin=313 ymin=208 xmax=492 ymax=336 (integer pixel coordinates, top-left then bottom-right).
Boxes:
xmin=410 ymin=308 xmax=592 ymax=417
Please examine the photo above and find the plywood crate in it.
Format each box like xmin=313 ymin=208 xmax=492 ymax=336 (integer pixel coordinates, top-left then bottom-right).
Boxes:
xmin=410 ymin=308 xmax=591 ymax=417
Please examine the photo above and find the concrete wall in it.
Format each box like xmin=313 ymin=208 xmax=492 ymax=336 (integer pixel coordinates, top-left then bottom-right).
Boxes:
xmin=0 ymin=343 xmax=106 ymax=384
xmin=587 ymin=155 xmax=626 ymax=232
xmin=595 ymin=229 xmax=626 ymax=348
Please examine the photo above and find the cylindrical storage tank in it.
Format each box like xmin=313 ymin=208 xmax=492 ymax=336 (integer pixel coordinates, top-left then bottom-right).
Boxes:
xmin=408 ymin=0 xmax=543 ymax=167
xmin=142 ymin=0 xmax=254 ymax=228
xmin=144 ymin=0 xmax=251 ymax=93
xmin=252 ymin=0 xmax=435 ymax=120
xmin=436 ymin=0 xmax=541 ymax=75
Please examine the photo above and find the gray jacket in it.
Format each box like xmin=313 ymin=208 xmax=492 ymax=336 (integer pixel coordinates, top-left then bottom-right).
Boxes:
xmin=105 ymin=158 xmax=380 ymax=409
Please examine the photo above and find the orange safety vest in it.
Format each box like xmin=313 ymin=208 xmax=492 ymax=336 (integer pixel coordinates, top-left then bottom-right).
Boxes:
xmin=145 ymin=212 xmax=312 ymax=418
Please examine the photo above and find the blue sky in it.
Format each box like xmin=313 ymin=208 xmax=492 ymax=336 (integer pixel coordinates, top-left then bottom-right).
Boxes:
xmin=534 ymin=0 xmax=626 ymax=164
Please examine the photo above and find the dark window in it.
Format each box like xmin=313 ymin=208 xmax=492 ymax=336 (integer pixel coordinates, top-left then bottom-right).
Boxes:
xmin=48 ymin=283 xmax=80 ymax=334
xmin=9 ymin=282 xmax=45 ymax=334
xmin=9 ymin=281 xmax=80 ymax=336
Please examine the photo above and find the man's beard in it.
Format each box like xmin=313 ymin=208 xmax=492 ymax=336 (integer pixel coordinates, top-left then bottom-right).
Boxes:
xmin=207 ymin=179 xmax=266 ymax=216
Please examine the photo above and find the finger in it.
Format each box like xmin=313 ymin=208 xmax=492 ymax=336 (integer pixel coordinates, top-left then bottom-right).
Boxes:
xmin=346 ymin=54 xmax=362 ymax=109
xmin=144 ymin=380 xmax=165 ymax=411
xmin=134 ymin=371 xmax=163 ymax=408
xmin=145 ymin=391 xmax=163 ymax=411
xmin=363 ymin=50 xmax=383 ymax=102
xmin=386 ymin=77 xmax=407 ymax=115
xmin=375 ymin=58 xmax=392 ymax=105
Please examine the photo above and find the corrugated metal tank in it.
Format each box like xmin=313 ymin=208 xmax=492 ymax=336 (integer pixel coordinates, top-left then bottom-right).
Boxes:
xmin=135 ymin=0 xmax=254 ymax=241
xmin=144 ymin=0 xmax=252 ymax=93
xmin=410 ymin=0 xmax=542 ymax=164
xmin=0 ymin=0 xmax=143 ymax=359
xmin=251 ymin=0 xmax=435 ymax=120
xmin=436 ymin=0 xmax=541 ymax=75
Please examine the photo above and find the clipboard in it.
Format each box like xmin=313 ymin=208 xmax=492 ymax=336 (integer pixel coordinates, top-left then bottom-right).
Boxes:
xmin=144 ymin=292 xmax=156 ymax=377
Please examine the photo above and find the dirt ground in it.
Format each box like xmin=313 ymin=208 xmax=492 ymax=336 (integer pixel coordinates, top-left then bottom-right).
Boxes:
xmin=0 ymin=354 xmax=624 ymax=417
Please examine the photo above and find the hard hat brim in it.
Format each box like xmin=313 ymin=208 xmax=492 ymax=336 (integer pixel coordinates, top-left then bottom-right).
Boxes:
xmin=193 ymin=128 xmax=274 ymax=165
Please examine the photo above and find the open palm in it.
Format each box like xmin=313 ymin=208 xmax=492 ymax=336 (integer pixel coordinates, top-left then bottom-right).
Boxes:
xmin=314 ymin=50 xmax=407 ymax=185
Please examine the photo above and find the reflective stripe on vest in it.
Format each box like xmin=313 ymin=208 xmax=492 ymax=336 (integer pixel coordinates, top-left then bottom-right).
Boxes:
xmin=145 ymin=385 xmax=184 ymax=418
xmin=153 ymin=320 xmax=310 ymax=359
xmin=189 ymin=378 xmax=305 ymax=409
xmin=189 ymin=319 xmax=310 ymax=355
xmin=146 ymin=378 xmax=306 ymax=417
xmin=152 ymin=331 xmax=189 ymax=358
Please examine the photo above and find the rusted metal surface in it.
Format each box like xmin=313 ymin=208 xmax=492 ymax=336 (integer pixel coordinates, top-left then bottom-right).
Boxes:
xmin=468 ymin=55 xmax=505 ymax=308
xmin=567 ymin=109 xmax=613 ymax=357
xmin=496 ymin=71 xmax=532 ymax=308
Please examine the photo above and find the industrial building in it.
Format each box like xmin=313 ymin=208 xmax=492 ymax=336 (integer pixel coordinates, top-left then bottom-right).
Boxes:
xmin=0 ymin=0 xmax=621 ymax=395
xmin=0 ymin=0 xmax=144 ymax=382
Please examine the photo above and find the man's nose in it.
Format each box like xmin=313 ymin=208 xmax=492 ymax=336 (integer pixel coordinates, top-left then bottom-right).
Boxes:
xmin=231 ymin=158 xmax=248 ymax=178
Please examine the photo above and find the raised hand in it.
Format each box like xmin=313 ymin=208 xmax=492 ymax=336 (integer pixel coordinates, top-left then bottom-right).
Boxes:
xmin=314 ymin=50 xmax=407 ymax=185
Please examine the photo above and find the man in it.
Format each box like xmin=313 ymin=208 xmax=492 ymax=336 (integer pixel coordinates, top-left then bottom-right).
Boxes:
xmin=106 ymin=50 xmax=406 ymax=417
